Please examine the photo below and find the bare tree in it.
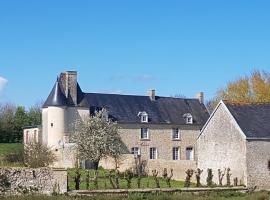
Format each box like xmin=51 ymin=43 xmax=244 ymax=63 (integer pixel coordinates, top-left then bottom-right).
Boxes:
xmin=71 ymin=109 xmax=127 ymax=169
xmin=23 ymin=142 xmax=56 ymax=168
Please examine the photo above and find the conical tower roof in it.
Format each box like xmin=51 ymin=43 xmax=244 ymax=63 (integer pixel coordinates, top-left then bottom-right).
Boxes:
xmin=43 ymin=78 xmax=68 ymax=108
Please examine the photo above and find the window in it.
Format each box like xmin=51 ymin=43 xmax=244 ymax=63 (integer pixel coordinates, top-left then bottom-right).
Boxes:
xmin=187 ymin=116 xmax=193 ymax=124
xmin=172 ymin=147 xmax=180 ymax=160
xmin=183 ymin=113 xmax=193 ymax=124
xmin=186 ymin=147 xmax=194 ymax=160
xmin=141 ymin=128 xmax=149 ymax=139
xmin=268 ymin=160 xmax=270 ymax=171
xmin=131 ymin=147 xmax=140 ymax=156
xmin=172 ymin=128 xmax=180 ymax=140
xmin=138 ymin=111 xmax=148 ymax=123
xmin=150 ymin=147 xmax=157 ymax=159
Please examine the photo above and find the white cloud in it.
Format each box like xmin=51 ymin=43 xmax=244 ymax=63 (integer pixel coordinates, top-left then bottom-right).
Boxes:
xmin=0 ymin=76 xmax=8 ymax=93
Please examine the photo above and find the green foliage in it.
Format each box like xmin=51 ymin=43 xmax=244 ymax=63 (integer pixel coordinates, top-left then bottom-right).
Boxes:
xmin=0 ymin=143 xmax=24 ymax=167
xmin=0 ymin=191 xmax=269 ymax=200
xmin=67 ymin=168 xmax=186 ymax=190
xmin=0 ymin=102 xmax=42 ymax=143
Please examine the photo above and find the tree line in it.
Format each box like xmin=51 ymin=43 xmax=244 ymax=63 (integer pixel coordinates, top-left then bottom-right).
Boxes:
xmin=0 ymin=102 xmax=42 ymax=143
xmin=207 ymin=70 xmax=270 ymax=113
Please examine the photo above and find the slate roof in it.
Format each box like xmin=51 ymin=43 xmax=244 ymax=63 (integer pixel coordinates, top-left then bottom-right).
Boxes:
xmin=224 ymin=101 xmax=270 ymax=138
xmin=84 ymin=93 xmax=209 ymax=125
xmin=43 ymin=79 xmax=209 ymax=126
xmin=43 ymin=79 xmax=68 ymax=107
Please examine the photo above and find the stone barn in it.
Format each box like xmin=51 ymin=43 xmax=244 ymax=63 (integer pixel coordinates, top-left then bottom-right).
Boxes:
xmin=198 ymin=100 xmax=270 ymax=189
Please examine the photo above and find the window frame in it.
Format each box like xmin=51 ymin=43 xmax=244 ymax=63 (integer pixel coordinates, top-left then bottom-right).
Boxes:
xmin=186 ymin=147 xmax=194 ymax=160
xmin=186 ymin=116 xmax=193 ymax=124
xmin=150 ymin=147 xmax=157 ymax=160
xmin=139 ymin=111 xmax=148 ymax=123
xmin=131 ymin=147 xmax=140 ymax=156
xmin=172 ymin=147 xmax=180 ymax=160
xmin=172 ymin=128 xmax=180 ymax=140
xmin=140 ymin=128 xmax=149 ymax=140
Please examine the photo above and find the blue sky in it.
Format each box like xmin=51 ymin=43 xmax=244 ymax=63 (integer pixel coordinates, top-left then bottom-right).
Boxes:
xmin=0 ymin=0 xmax=270 ymax=108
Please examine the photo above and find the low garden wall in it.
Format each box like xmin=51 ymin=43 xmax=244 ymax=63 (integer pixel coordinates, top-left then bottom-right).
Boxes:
xmin=0 ymin=168 xmax=67 ymax=195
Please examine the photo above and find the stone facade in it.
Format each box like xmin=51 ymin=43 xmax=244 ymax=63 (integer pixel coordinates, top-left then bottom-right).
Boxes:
xmin=0 ymin=168 xmax=67 ymax=194
xmin=197 ymin=103 xmax=247 ymax=186
xmin=99 ymin=123 xmax=200 ymax=180
xmin=198 ymin=101 xmax=270 ymax=190
xmin=246 ymin=140 xmax=270 ymax=189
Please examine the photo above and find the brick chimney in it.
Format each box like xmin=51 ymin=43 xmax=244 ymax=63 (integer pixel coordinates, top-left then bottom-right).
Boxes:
xmin=196 ymin=92 xmax=204 ymax=104
xmin=148 ymin=89 xmax=156 ymax=101
xmin=59 ymin=71 xmax=77 ymax=105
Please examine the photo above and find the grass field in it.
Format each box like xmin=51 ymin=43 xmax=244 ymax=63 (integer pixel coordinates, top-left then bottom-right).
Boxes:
xmin=0 ymin=143 xmax=23 ymax=167
xmin=0 ymin=143 xmax=23 ymax=157
xmin=67 ymin=168 xmax=189 ymax=190
xmin=0 ymin=192 xmax=270 ymax=200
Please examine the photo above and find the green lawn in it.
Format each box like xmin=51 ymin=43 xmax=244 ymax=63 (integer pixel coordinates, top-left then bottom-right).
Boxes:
xmin=0 ymin=143 xmax=23 ymax=167
xmin=67 ymin=168 xmax=191 ymax=190
xmin=0 ymin=143 xmax=23 ymax=157
xmin=0 ymin=192 xmax=269 ymax=200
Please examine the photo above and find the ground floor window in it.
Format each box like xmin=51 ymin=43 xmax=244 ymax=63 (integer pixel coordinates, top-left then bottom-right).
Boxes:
xmin=186 ymin=147 xmax=194 ymax=160
xmin=150 ymin=147 xmax=157 ymax=159
xmin=172 ymin=147 xmax=180 ymax=160
xmin=131 ymin=147 xmax=140 ymax=156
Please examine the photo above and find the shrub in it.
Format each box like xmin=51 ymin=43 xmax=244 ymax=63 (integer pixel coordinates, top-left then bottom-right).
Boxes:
xmin=206 ymin=168 xmax=214 ymax=187
xmin=184 ymin=169 xmax=194 ymax=187
xmin=23 ymin=142 xmax=56 ymax=168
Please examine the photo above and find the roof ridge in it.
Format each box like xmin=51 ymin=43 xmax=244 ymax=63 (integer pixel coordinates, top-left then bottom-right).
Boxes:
xmin=85 ymin=92 xmax=198 ymax=100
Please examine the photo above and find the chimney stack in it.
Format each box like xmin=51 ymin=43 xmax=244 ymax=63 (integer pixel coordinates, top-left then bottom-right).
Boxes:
xmin=59 ymin=71 xmax=78 ymax=105
xmin=148 ymin=89 xmax=156 ymax=101
xmin=196 ymin=92 xmax=204 ymax=104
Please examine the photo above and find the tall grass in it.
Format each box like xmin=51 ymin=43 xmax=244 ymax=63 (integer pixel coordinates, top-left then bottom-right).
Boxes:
xmin=0 ymin=192 xmax=270 ymax=200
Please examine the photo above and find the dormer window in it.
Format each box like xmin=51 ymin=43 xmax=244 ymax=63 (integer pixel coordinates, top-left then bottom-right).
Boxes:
xmin=183 ymin=113 xmax=193 ymax=124
xmin=138 ymin=111 xmax=148 ymax=123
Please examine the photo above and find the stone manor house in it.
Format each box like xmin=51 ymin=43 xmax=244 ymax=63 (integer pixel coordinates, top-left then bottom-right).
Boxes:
xmin=24 ymin=71 xmax=209 ymax=180
xmin=23 ymin=70 xmax=270 ymax=189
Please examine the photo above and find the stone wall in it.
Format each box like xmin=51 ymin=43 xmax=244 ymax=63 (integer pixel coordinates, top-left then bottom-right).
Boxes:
xmin=0 ymin=168 xmax=67 ymax=195
xmin=246 ymin=140 xmax=270 ymax=190
xmin=197 ymin=103 xmax=247 ymax=186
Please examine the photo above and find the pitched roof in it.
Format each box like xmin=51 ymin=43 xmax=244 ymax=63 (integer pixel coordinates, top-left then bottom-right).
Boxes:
xmin=84 ymin=93 xmax=209 ymax=125
xmin=43 ymin=77 xmax=209 ymax=126
xmin=224 ymin=101 xmax=270 ymax=138
xmin=43 ymin=79 xmax=68 ymax=107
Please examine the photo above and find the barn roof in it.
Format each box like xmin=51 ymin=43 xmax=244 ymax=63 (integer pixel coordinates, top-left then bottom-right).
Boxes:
xmin=224 ymin=101 xmax=270 ymax=138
